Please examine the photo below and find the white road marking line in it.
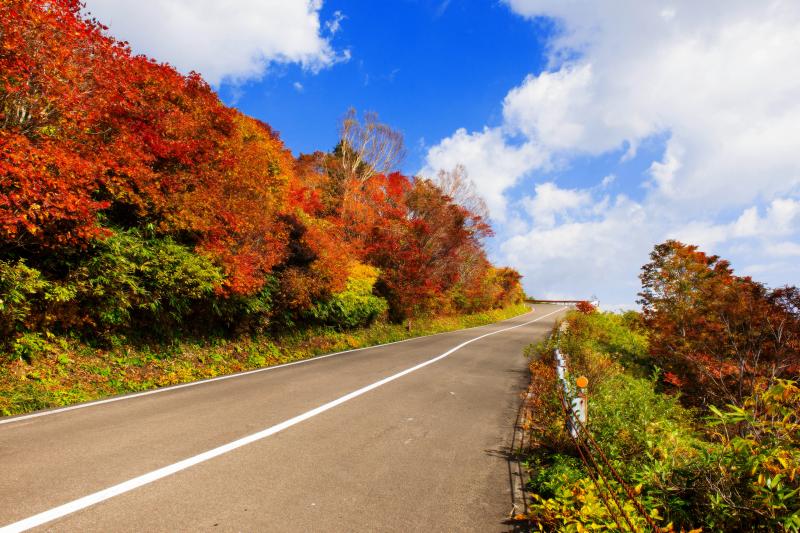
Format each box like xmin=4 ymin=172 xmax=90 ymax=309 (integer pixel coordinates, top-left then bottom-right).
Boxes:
xmin=0 ymin=307 xmax=564 ymax=533
xmin=0 ymin=307 xmax=541 ymax=427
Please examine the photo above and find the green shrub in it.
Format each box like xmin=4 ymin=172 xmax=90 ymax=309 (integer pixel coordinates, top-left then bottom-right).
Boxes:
xmin=70 ymin=229 xmax=224 ymax=330
xmin=701 ymin=380 xmax=800 ymax=531
xmin=591 ymin=374 xmax=700 ymax=468
xmin=309 ymin=263 xmax=388 ymax=328
xmin=0 ymin=260 xmax=49 ymax=340
xmin=560 ymin=310 xmax=651 ymax=378
xmin=527 ymin=451 xmax=661 ymax=531
xmin=11 ymin=332 xmax=51 ymax=362
xmin=209 ymin=278 xmax=277 ymax=333
xmin=528 ymin=454 xmax=586 ymax=499
xmin=525 ymin=311 xmax=710 ymax=530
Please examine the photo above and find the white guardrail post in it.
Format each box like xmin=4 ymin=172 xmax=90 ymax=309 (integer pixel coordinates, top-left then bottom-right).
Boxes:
xmin=554 ymin=322 xmax=588 ymax=438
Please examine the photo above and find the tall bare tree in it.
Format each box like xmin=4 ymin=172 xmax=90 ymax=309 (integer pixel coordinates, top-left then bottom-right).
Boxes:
xmin=338 ymin=107 xmax=406 ymax=182
xmin=434 ymin=164 xmax=491 ymax=231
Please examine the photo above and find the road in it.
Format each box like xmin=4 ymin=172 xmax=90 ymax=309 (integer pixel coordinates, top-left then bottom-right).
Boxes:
xmin=0 ymin=305 xmax=564 ymax=532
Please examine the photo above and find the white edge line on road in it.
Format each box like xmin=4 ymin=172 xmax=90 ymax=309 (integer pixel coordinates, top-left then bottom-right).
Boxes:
xmin=0 ymin=307 xmax=546 ymax=426
xmin=0 ymin=307 xmax=564 ymax=533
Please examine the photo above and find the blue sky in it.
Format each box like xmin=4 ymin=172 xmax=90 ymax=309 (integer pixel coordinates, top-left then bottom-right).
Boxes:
xmin=86 ymin=1 xmax=800 ymax=307
xmin=219 ymin=0 xmax=551 ymax=172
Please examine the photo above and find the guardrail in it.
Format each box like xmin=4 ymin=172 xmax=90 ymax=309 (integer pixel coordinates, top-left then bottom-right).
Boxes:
xmin=526 ymin=299 xmax=600 ymax=306
xmin=554 ymin=322 xmax=587 ymax=438
xmin=553 ymin=321 xmax=661 ymax=532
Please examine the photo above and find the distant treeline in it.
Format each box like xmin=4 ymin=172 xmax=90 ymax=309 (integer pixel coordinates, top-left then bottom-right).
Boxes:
xmin=0 ymin=0 xmax=523 ymax=349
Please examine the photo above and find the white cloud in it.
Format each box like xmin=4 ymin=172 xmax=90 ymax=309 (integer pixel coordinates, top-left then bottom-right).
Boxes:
xmin=293 ymin=81 xmax=305 ymax=93
xmin=765 ymin=242 xmax=800 ymax=257
xmin=421 ymin=127 xmax=547 ymax=220
xmin=522 ymin=182 xmax=593 ymax=228
xmin=502 ymin=194 xmax=650 ymax=303
xmin=502 ymin=0 xmax=800 ymax=210
xmin=85 ymin=0 xmax=347 ymax=85
xmin=503 ymin=64 xmax=597 ymax=151
xmin=600 ymin=174 xmax=615 ymax=188
xmin=648 ymin=141 xmax=683 ymax=196
xmin=326 ymin=10 xmax=345 ymax=35
xmin=435 ymin=0 xmax=452 ymax=18
xmin=421 ymin=1 xmax=800 ymax=304
xmin=670 ymin=198 xmax=800 ymax=249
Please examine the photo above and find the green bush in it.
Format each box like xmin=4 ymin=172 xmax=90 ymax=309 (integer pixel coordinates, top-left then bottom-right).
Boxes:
xmin=592 ymin=374 xmax=715 ymax=527
xmin=701 ymin=381 xmax=800 ymax=531
xmin=528 ymin=454 xmax=586 ymax=499
xmin=0 ymin=259 xmax=49 ymax=340
xmin=11 ymin=332 xmax=51 ymax=362
xmin=591 ymin=374 xmax=700 ymax=469
xmin=70 ymin=229 xmax=224 ymax=331
xmin=209 ymin=277 xmax=278 ymax=333
xmin=309 ymin=263 xmax=388 ymax=328
xmin=560 ymin=310 xmax=651 ymax=378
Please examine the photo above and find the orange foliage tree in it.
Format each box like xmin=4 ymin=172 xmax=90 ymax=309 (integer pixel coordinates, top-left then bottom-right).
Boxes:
xmin=1 ymin=0 xmax=295 ymax=295
xmin=639 ymin=240 xmax=800 ymax=406
xmin=362 ymin=175 xmax=495 ymax=318
xmin=1 ymin=1 xmax=524 ymax=340
xmin=0 ymin=0 xmax=119 ymax=247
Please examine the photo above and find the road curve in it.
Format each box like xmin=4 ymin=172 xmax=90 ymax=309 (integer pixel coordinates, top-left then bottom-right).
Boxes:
xmin=0 ymin=305 xmax=564 ymax=532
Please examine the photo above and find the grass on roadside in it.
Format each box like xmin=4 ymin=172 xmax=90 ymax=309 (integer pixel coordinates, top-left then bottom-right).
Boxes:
xmin=521 ymin=309 xmax=800 ymax=532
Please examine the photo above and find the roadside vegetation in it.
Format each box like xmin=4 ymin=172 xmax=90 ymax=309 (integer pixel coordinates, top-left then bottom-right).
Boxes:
xmin=0 ymin=1 xmax=525 ymax=415
xmin=522 ymin=241 xmax=800 ymax=531
xmin=1 ymin=303 xmax=529 ymax=417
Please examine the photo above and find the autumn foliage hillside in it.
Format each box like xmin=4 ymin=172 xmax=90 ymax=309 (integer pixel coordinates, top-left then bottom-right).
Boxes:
xmin=0 ymin=0 xmax=524 ymax=353
xmin=522 ymin=242 xmax=800 ymax=531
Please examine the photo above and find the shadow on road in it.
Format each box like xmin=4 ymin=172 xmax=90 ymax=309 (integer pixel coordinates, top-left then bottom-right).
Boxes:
xmin=484 ymin=378 xmax=535 ymax=533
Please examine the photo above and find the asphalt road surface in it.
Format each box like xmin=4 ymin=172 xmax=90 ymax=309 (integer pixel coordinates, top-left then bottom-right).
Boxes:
xmin=0 ymin=305 xmax=564 ymax=532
